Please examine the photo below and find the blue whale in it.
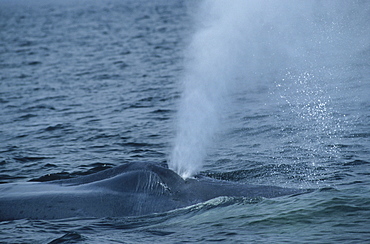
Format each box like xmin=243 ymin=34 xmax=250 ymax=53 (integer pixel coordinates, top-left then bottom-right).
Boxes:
xmin=0 ymin=162 xmax=308 ymax=221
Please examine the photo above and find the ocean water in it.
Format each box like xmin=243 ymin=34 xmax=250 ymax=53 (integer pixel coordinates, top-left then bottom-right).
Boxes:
xmin=0 ymin=0 xmax=369 ymax=243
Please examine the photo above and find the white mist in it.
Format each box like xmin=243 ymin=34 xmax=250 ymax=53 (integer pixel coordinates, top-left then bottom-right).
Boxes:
xmin=169 ymin=0 xmax=249 ymax=178
xmin=169 ymin=0 xmax=369 ymax=178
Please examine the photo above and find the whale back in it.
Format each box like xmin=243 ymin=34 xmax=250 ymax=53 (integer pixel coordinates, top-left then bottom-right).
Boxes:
xmin=84 ymin=163 xmax=186 ymax=196
xmin=0 ymin=163 xmax=190 ymax=220
xmin=54 ymin=162 xmax=186 ymax=194
xmin=0 ymin=162 xmax=311 ymax=221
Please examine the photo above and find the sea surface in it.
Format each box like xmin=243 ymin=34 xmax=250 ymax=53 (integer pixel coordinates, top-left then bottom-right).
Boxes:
xmin=0 ymin=0 xmax=369 ymax=243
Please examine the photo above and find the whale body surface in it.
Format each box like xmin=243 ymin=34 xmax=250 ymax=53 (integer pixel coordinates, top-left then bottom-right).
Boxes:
xmin=0 ymin=162 xmax=308 ymax=221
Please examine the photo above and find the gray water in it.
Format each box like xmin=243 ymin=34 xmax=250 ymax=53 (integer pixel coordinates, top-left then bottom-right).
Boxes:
xmin=0 ymin=0 xmax=370 ymax=243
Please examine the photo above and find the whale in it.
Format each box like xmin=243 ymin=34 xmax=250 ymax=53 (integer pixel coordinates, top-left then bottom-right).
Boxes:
xmin=0 ymin=162 xmax=308 ymax=221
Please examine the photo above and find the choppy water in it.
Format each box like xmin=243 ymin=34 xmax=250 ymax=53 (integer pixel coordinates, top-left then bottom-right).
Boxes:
xmin=0 ymin=0 xmax=369 ymax=243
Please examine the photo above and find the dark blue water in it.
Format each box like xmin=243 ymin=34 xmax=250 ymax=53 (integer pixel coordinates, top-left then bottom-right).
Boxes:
xmin=1 ymin=0 xmax=369 ymax=243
